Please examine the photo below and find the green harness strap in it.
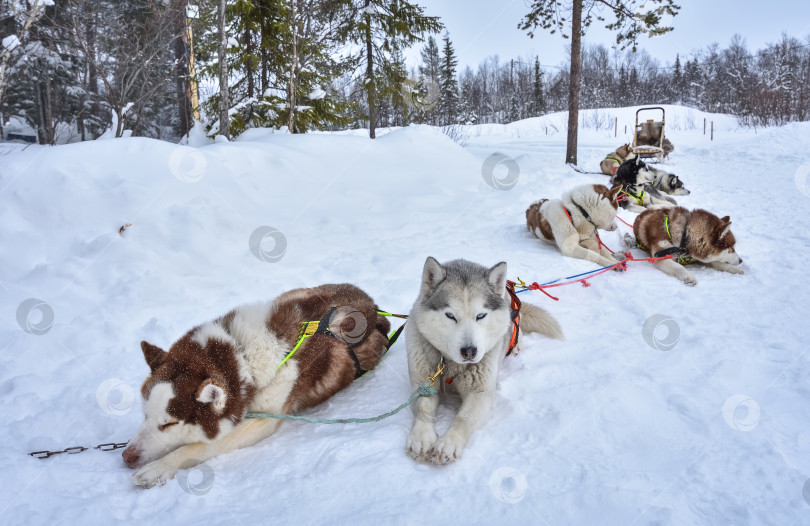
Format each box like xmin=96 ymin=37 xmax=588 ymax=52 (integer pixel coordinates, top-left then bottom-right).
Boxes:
xmin=660 ymin=215 xmax=693 ymax=265
xmin=276 ymin=310 xmax=408 ymax=371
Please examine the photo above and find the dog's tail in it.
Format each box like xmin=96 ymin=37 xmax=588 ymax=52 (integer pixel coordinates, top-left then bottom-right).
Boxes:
xmin=519 ymin=303 xmax=564 ymax=340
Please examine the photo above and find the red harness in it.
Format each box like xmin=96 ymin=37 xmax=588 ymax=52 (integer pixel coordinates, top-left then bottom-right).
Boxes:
xmin=563 ymin=206 xmax=615 ymax=254
xmin=505 ymin=280 xmax=522 ymax=356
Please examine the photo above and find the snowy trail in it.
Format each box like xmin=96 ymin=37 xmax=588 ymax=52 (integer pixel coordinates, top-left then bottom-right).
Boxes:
xmin=1 ymin=106 xmax=809 ymax=525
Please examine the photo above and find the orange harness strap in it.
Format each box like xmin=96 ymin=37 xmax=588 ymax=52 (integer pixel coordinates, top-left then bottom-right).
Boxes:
xmin=505 ymin=280 xmax=522 ymax=356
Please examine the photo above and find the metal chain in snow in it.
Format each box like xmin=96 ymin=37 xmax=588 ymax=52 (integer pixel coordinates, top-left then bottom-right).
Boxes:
xmin=28 ymin=442 xmax=128 ymax=459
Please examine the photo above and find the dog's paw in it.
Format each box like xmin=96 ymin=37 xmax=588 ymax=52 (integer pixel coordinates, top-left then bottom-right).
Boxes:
xmin=133 ymin=460 xmax=177 ymax=488
xmin=681 ymin=275 xmax=698 ymax=286
xmin=406 ymin=425 xmax=438 ymax=461
xmin=428 ymin=431 xmax=465 ymax=465
xmin=727 ymin=266 xmax=744 ymax=275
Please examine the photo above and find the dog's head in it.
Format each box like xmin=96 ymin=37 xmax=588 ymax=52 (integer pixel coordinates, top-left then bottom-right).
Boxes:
xmin=616 ymin=144 xmax=631 ymax=159
xmin=414 ymin=257 xmax=511 ymax=364
xmin=688 ymin=211 xmax=743 ymax=266
xmin=122 ymin=334 xmax=248 ymax=469
xmin=573 ymin=184 xmax=619 ymax=231
xmin=706 ymin=215 xmax=742 ymax=265
xmin=614 ymin=157 xmax=654 ymax=186
xmin=665 ymin=173 xmax=690 ymax=196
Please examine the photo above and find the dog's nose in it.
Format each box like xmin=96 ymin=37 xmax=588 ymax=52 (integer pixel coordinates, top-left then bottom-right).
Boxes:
xmin=460 ymin=346 xmax=477 ymax=361
xmin=122 ymin=447 xmax=140 ymax=468
xmin=738 ymin=257 xmax=743 ymax=264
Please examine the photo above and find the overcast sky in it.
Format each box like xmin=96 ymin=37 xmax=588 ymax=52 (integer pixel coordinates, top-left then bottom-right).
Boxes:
xmin=405 ymin=0 xmax=810 ymax=71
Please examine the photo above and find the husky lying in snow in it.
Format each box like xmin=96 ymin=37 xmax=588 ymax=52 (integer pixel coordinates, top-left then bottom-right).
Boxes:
xmin=405 ymin=257 xmax=563 ymax=464
xmin=525 ymin=184 xmax=623 ymax=268
xmin=612 ymin=156 xmax=655 ymax=187
xmin=611 ymin=159 xmax=691 ymax=212
xmin=649 ymin=168 xmax=691 ymax=198
xmin=630 ymin=206 xmax=743 ymax=286
xmin=123 ymin=284 xmax=391 ymax=488
xmin=600 ymin=144 xmax=632 ymax=175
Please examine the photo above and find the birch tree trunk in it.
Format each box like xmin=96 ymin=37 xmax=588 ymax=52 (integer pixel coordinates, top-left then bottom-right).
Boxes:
xmin=287 ymin=0 xmax=297 ymax=132
xmin=217 ymin=0 xmax=230 ymax=139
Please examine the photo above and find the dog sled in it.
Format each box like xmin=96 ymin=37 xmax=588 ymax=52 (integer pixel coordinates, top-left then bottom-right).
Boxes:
xmin=632 ymin=107 xmax=673 ymax=162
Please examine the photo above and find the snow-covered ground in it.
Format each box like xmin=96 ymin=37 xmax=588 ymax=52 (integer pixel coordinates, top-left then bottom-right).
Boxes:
xmin=1 ymin=105 xmax=809 ymax=525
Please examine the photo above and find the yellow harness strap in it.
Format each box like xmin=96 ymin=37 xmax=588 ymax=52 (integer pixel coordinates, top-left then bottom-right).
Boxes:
xmin=276 ymin=320 xmax=320 ymax=370
xmin=619 ymin=187 xmax=645 ymax=206
xmin=662 ymin=216 xmax=693 ymax=265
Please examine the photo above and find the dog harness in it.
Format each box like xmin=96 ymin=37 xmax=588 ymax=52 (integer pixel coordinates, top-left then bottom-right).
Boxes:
xmin=278 ymin=307 xmax=407 ymax=379
xmin=562 ymin=204 xmax=615 ymax=254
xmin=505 ymin=280 xmax=522 ymax=357
xmin=650 ymin=216 xmax=693 ymax=265
xmin=616 ymin=186 xmax=645 ymax=206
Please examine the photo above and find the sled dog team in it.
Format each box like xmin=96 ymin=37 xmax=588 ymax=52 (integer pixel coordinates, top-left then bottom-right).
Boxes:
xmin=123 ymin=148 xmax=743 ymax=488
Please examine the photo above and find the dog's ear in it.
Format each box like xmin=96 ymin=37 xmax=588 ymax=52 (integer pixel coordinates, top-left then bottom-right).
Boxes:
xmin=606 ymin=185 xmax=622 ymax=204
xmin=718 ymin=217 xmax=732 ymax=238
xmin=196 ymin=378 xmax=227 ymax=412
xmin=487 ymin=261 xmax=508 ymax=291
xmin=421 ymin=256 xmax=446 ymax=293
xmin=141 ymin=341 xmax=166 ymax=372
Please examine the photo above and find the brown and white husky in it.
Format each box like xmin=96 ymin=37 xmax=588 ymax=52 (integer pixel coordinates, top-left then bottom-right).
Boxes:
xmin=600 ymin=144 xmax=633 ymax=176
xmin=122 ymin=284 xmax=391 ymax=488
xmin=632 ymin=207 xmax=744 ymax=285
xmin=526 ymin=184 xmax=623 ymax=268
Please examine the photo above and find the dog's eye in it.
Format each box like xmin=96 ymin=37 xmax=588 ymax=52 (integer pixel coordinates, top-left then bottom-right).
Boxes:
xmin=476 ymin=313 xmax=487 ymax=321
xmin=158 ymin=422 xmax=178 ymax=432
xmin=445 ymin=312 xmax=456 ymax=321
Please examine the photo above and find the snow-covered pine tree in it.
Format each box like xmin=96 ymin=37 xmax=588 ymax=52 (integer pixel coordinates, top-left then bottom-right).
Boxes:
xmin=417 ymin=35 xmax=440 ymax=124
xmin=0 ymin=0 xmax=53 ymax=140
xmin=337 ymin=0 xmax=441 ymax=138
xmin=438 ymin=31 xmax=458 ymax=125
xmin=672 ymin=53 xmax=683 ymax=101
xmin=532 ymin=56 xmax=545 ymax=116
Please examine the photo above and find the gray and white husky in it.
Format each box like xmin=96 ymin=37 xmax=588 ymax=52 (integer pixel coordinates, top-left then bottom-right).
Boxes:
xmin=405 ymin=257 xmax=563 ymax=464
xmin=613 ymin=167 xmax=692 ymax=212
